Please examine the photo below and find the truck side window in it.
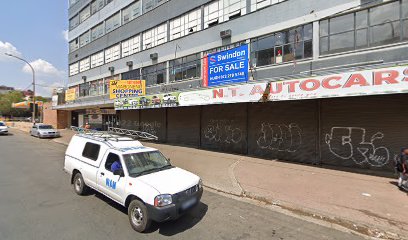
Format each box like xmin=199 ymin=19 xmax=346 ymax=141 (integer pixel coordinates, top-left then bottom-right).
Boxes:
xmin=82 ymin=142 xmax=101 ymax=161
xmin=105 ymin=153 xmax=121 ymax=172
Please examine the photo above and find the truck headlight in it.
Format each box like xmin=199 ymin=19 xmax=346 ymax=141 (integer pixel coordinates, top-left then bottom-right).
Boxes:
xmin=198 ymin=179 xmax=203 ymax=189
xmin=154 ymin=194 xmax=172 ymax=207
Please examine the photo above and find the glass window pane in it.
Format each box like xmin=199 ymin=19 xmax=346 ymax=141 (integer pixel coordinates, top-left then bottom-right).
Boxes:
xmin=289 ymin=26 xmax=303 ymax=43
xmin=320 ymin=37 xmax=328 ymax=54
xmin=275 ymin=32 xmax=285 ymax=45
xmin=257 ymin=34 xmax=275 ymax=50
xmin=370 ymin=21 xmax=401 ymax=46
xmin=403 ymin=0 xmax=408 ymax=19
xmin=320 ymin=20 xmax=328 ymax=36
xmin=404 ymin=20 xmax=408 ymax=40
xmin=369 ymin=1 xmax=400 ymax=26
xmin=256 ymin=49 xmax=274 ymax=66
xmin=329 ymin=31 xmax=355 ymax=53
xmin=330 ymin=13 xmax=354 ymax=34
xmin=356 ymin=28 xmax=368 ymax=48
xmin=283 ymin=44 xmax=294 ymax=62
xmin=304 ymin=24 xmax=313 ymax=40
xmin=304 ymin=40 xmax=313 ymax=58
xmin=356 ymin=10 xmax=368 ymax=29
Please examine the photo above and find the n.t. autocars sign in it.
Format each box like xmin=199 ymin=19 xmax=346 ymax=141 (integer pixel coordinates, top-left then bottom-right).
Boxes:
xmin=267 ymin=66 xmax=408 ymax=101
xmin=203 ymin=45 xmax=249 ymax=87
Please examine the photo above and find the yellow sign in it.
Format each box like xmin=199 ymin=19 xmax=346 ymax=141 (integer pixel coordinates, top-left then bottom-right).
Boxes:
xmin=110 ymin=80 xmax=146 ymax=99
xmin=65 ymin=88 xmax=77 ymax=101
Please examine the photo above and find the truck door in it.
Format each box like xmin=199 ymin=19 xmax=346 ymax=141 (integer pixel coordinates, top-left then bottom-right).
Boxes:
xmin=97 ymin=152 xmax=127 ymax=203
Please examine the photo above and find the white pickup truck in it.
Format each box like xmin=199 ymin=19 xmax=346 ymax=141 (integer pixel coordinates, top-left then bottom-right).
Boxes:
xmin=64 ymin=131 xmax=203 ymax=232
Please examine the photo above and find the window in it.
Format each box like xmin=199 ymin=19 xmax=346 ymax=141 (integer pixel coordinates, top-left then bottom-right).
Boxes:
xmin=122 ymin=1 xmax=141 ymax=24
xmin=79 ymin=31 xmax=90 ymax=47
xmin=79 ymin=5 xmax=91 ymax=23
xmin=320 ymin=1 xmax=406 ymax=55
xmin=223 ymin=0 xmax=247 ymax=20
xmin=143 ymin=0 xmax=166 ymax=13
xmin=143 ymin=23 xmax=167 ymax=50
xmin=69 ymin=15 xmax=80 ymax=30
xmin=82 ymin=142 xmax=101 ymax=161
xmin=69 ymin=39 xmax=79 ymax=52
xmin=169 ymin=53 xmax=201 ymax=81
xmin=79 ymin=82 xmax=89 ymax=97
xmin=250 ymin=0 xmax=287 ymax=12
xmin=69 ymin=0 xmax=79 ymax=7
xmin=122 ymin=35 xmax=140 ymax=57
xmin=91 ymin=51 xmax=104 ymax=68
xmin=251 ymin=24 xmax=313 ymax=67
xmin=104 ymin=75 xmax=120 ymax=94
xmin=79 ymin=57 xmax=90 ymax=72
xmin=204 ymin=0 xmax=223 ymax=28
xmin=89 ymin=80 xmax=99 ymax=96
xmin=105 ymin=12 xmax=120 ymax=33
xmin=91 ymin=0 xmax=105 ymax=15
xmin=105 ymin=44 xmax=121 ymax=63
xmin=369 ymin=1 xmax=400 ymax=46
xmin=97 ymin=79 xmax=104 ymax=95
xmin=204 ymin=41 xmax=246 ymax=55
xmin=170 ymin=8 xmax=202 ymax=41
xmin=122 ymin=68 xmax=141 ymax=80
xmin=142 ymin=63 xmax=167 ymax=86
xmin=91 ymin=23 xmax=104 ymax=41
xmin=69 ymin=62 xmax=79 ymax=76
xmin=105 ymin=153 xmax=121 ymax=172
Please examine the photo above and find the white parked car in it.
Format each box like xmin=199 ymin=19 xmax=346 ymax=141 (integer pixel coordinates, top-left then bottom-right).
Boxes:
xmin=30 ymin=124 xmax=60 ymax=138
xmin=0 ymin=121 xmax=8 ymax=135
xmin=64 ymin=132 xmax=203 ymax=232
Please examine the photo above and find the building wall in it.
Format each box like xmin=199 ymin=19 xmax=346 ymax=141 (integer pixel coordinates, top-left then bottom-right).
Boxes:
xmin=43 ymin=103 xmax=69 ymax=129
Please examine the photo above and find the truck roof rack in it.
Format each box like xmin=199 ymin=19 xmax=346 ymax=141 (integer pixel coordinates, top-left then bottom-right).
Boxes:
xmin=70 ymin=126 xmax=158 ymax=141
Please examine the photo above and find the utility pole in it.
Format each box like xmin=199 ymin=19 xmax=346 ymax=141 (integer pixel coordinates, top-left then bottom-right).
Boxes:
xmin=5 ymin=53 xmax=36 ymax=124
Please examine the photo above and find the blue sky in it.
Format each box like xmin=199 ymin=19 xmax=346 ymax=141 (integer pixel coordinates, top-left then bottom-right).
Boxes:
xmin=0 ymin=0 xmax=68 ymax=97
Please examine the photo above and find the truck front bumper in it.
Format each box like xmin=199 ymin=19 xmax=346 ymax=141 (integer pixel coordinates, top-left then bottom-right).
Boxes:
xmin=146 ymin=187 xmax=203 ymax=222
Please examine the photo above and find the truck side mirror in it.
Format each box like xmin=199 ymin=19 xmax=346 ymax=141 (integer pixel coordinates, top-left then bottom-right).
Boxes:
xmin=113 ymin=169 xmax=124 ymax=177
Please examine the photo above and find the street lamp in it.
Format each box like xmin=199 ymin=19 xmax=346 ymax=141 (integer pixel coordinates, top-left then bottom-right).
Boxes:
xmin=4 ymin=53 xmax=36 ymax=124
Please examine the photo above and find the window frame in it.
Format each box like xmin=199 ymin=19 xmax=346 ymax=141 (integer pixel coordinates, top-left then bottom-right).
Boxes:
xmin=82 ymin=142 xmax=101 ymax=161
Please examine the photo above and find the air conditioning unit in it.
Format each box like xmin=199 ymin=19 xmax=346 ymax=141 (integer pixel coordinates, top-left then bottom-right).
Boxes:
xmin=150 ymin=53 xmax=158 ymax=60
xmin=220 ymin=29 xmax=232 ymax=39
xmin=126 ymin=61 xmax=133 ymax=67
xmin=108 ymin=66 xmax=115 ymax=72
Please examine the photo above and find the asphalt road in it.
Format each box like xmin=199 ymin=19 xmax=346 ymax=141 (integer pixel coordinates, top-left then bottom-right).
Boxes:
xmin=0 ymin=129 xmax=363 ymax=240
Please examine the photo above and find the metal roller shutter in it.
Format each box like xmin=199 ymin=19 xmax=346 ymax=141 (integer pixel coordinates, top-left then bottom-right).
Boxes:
xmin=139 ymin=108 xmax=167 ymax=142
xmin=167 ymin=106 xmax=200 ymax=147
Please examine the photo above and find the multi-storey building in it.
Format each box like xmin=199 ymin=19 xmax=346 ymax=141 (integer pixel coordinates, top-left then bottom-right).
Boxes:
xmin=57 ymin=0 xmax=408 ymax=174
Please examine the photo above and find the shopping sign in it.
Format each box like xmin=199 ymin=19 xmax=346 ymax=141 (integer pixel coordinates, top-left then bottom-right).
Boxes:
xmin=110 ymin=80 xmax=146 ymax=99
xmin=203 ymin=45 xmax=249 ymax=87
xmin=65 ymin=88 xmax=77 ymax=101
xmin=267 ymin=66 xmax=408 ymax=101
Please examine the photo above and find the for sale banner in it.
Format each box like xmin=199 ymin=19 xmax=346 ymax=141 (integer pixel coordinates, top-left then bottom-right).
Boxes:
xmin=203 ymin=45 xmax=249 ymax=87
xmin=267 ymin=66 xmax=408 ymax=101
xmin=110 ymin=80 xmax=146 ymax=99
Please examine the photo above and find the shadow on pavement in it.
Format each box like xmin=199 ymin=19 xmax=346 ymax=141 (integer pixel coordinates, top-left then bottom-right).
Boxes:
xmin=0 ymin=133 xmax=13 ymax=136
xmin=92 ymin=190 xmax=208 ymax=236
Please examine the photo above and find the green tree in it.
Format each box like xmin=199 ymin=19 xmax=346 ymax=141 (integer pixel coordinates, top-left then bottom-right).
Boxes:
xmin=0 ymin=91 xmax=30 ymax=117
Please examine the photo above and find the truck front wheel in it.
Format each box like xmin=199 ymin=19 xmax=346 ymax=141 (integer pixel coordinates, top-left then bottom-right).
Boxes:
xmin=73 ymin=173 xmax=89 ymax=196
xmin=128 ymin=199 xmax=151 ymax=232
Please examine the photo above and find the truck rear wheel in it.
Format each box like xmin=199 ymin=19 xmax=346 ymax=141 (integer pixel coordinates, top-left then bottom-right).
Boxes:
xmin=73 ymin=173 xmax=89 ymax=196
xmin=128 ymin=199 xmax=151 ymax=232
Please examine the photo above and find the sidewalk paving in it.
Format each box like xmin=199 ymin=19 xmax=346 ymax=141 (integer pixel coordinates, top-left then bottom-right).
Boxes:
xmin=52 ymin=129 xmax=408 ymax=239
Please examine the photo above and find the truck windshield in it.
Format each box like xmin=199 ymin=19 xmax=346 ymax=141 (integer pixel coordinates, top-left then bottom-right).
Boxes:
xmin=123 ymin=151 xmax=172 ymax=177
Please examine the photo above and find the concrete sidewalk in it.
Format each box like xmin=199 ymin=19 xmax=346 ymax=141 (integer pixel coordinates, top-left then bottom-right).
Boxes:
xmin=52 ymin=129 xmax=408 ymax=239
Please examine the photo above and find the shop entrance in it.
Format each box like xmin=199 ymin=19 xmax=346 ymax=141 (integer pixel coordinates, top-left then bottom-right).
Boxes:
xmin=103 ymin=114 xmax=120 ymax=131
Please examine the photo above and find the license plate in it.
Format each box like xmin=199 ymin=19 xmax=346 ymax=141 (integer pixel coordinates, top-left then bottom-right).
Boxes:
xmin=181 ymin=198 xmax=197 ymax=210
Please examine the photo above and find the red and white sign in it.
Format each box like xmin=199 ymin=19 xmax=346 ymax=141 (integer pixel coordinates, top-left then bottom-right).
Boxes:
xmin=268 ymin=66 xmax=408 ymax=101
xmin=178 ymin=83 xmax=268 ymax=106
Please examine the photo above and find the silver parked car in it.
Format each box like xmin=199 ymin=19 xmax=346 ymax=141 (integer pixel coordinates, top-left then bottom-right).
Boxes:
xmin=0 ymin=121 xmax=8 ymax=135
xmin=30 ymin=124 xmax=60 ymax=138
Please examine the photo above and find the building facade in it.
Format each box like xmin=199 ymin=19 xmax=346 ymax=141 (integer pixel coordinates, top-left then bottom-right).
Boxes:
xmin=57 ymin=0 xmax=408 ymax=174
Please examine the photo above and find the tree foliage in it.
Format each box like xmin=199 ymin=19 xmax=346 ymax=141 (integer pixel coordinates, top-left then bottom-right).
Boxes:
xmin=0 ymin=91 xmax=49 ymax=117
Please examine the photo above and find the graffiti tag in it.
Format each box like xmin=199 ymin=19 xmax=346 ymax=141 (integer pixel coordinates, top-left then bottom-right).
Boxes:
xmin=204 ymin=120 xmax=242 ymax=144
xmin=257 ymin=123 xmax=302 ymax=152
